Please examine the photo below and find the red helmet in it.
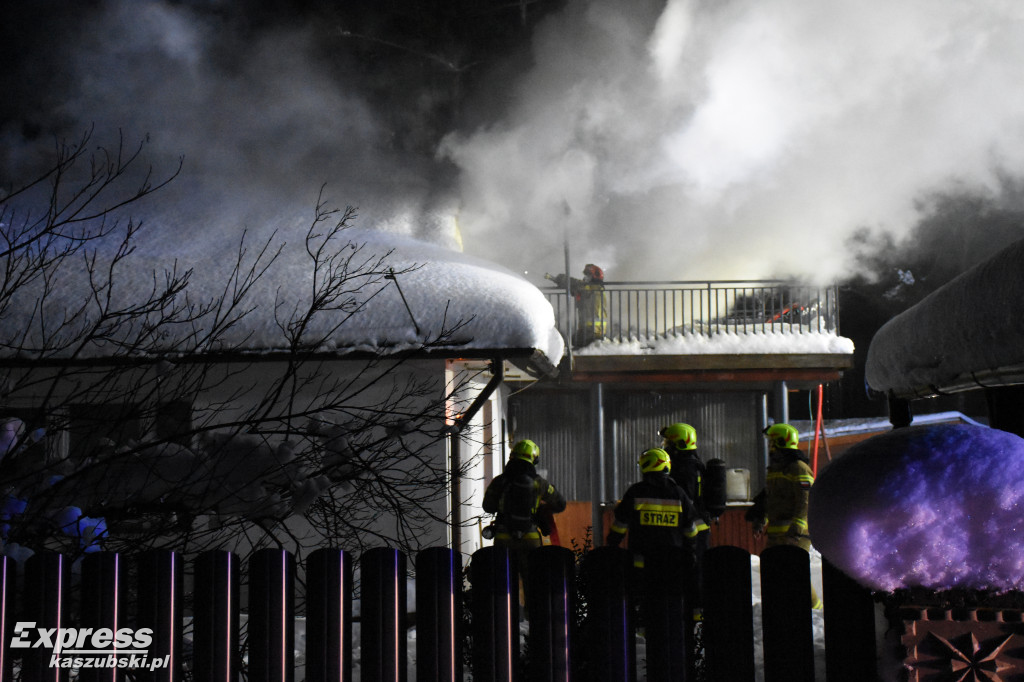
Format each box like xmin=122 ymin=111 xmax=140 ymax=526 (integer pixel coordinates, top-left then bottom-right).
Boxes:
xmin=583 ymin=264 xmax=604 ymax=281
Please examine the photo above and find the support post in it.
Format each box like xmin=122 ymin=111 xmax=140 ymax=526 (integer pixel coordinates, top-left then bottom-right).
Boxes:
xmin=773 ymin=380 xmax=789 ymax=425
xmin=986 ymin=385 xmax=1024 ymax=437
xmin=449 ymin=359 xmax=504 ymax=554
xmin=591 ymin=382 xmax=606 ymax=545
xmin=888 ymin=392 xmax=913 ymax=429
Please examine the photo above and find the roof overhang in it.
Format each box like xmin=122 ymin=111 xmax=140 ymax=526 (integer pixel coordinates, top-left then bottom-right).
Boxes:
xmin=865 ymin=237 xmax=1024 ymax=400
xmin=565 ymin=353 xmax=853 ymax=389
xmin=0 ymin=346 xmax=560 ymax=379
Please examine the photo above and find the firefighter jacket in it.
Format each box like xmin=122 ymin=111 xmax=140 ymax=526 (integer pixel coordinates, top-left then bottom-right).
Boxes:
xmin=761 ymin=448 xmax=814 ymax=549
xmin=551 ymin=274 xmax=608 ymax=339
xmin=606 ymin=472 xmax=701 ymax=559
xmin=668 ymin=447 xmax=713 ymax=531
xmin=482 ymin=457 xmax=566 ymax=542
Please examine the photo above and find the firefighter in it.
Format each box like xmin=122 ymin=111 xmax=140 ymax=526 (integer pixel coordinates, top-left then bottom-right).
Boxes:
xmin=747 ymin=422 xmax=822 ymax=609
xmin=482 ymin=439 xmax=566 ymax=610
xmin=606 ymin=448 xmax=702 ymax=568
xmin=660 ymin=423 xmax=712 ymax=611
xmin=546 ymin=264 xmax=608 ymax=347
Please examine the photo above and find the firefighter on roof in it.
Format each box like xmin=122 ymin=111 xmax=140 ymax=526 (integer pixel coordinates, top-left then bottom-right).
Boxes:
xmin=747 ymin=422 xmax=823 ymax=608
xmin=606 ymin=448 xmax=702 ymax=568
xmin=546 ymin=263 xmax=608 ymax=347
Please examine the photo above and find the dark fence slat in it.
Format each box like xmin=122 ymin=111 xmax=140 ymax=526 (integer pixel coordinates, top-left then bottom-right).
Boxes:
xmin=362 ymin=547 xmax=407 ymax=682
xmin=415 ymin=547 xmax=462 ymax=682
xmin=761 ymin=545 xmax=815 ymax=682
xmin=136 ymin=550 xmax=183 ymax=682
xmin=248 ymin=549 xmax=295 ymax=682
xmin=526 ymin=546 xmax=575 ymax=682
xmin=822 ymin=558 xmax=877 ymax=681
xmin=79 ymin=552 xmax=125 ymax=682
xmin=641 ymin=547 xmax=690 ymax=682
xmin=305 ymin=548 xmax=352 ymax=682
xmin=469 ymin=546 xmax=519 ymax=682
xmin=22 ymin=553 xmax=70 ymax=682
xmin=581 ymin=546 xmax=636 ymax=682
xmin=703 ymin=546 xmax=755 ymax=681
xmin=0 ymin=556 xmax=14 ymax=682
xmin=193 ymin=550 xmax=240 ymax=682
xmin=0 ymin=542 xmax=865 ymax=680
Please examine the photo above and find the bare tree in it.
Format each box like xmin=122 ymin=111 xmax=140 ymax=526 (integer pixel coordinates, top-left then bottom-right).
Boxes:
xmin=0 ymin=130 xmax=482 ymax=567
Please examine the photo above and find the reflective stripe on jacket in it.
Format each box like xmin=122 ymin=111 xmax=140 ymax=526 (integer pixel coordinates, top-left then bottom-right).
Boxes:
xmin=607 ymin=472 xmax=701 ymax=555
xmin=764 ymin=449 xmax=814 ymax=539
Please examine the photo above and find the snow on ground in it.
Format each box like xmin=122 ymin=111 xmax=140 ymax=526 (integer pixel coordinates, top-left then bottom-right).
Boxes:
xmin=575 ymin=329 xmax=854 ymax=356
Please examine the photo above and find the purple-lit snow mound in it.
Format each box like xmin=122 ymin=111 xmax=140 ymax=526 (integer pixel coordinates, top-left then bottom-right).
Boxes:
xmin=808 ymin=424 xmax=1024 ymax=593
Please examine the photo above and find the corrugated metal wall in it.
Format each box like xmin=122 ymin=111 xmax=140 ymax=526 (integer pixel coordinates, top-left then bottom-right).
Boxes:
xmin=508 ymin=389 xmax=594 ymax=501
xmin=509 ymin=387 xmax=762 ymax=502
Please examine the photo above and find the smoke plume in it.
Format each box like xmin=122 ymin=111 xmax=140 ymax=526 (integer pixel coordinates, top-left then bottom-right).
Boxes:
xmin=0 ymin=1 xmax=461 ymax=251
xmin=443 ymin=0 xmax=1024 ymax=283
xmin=4 ymin=1 xmax=1024 ymax=285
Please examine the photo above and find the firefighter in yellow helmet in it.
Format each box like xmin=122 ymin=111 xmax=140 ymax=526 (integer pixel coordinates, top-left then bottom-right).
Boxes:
xmin=545 ymin=264 xmax=608 ymax=348
xmin=747 ymin=423 xmax=822 ymax=608
xmin=606 ymin=448 xmax=702 ymax=569
xmin=660 ymin=423 xmax=712 ymax=612
xmin=482 ymin=439 xmax=566 ymax=610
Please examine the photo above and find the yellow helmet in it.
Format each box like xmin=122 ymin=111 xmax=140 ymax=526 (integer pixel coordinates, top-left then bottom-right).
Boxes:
xmin=659 ymin=423 xmax=697 ymax=451
xmin=639 ymin=448 xmax=671 ymax=474
xmin=763 ymin=423 xmax=800 ymax=450
xmin=511 ymin=439 xmax=540 ymax=464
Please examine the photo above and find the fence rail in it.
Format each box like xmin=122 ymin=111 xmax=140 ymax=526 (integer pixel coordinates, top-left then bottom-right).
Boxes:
xmin=544 ymin=280 xmax=840 ymax=348
xmin=0 ymin=544 xmax=876 ymax=681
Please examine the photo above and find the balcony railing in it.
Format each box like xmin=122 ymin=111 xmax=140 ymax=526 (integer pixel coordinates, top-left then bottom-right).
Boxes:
xmin=543 ymin=280 xmax=840 ymax=349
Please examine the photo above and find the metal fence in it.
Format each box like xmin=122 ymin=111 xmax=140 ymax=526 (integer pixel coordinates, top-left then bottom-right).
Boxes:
xmin=0 ymin=544 xmax=878 ymax=681
xmin=543 ymin=280 xmax=840 ymax=347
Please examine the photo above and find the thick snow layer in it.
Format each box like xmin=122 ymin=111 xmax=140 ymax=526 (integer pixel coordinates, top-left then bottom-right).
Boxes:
xmin=576 ymin=329 xmax=854 ymax=355
xmin=4 ymin=226 xmax=564 ymax=364
xmin=809 ymin=423 xmax=1024 ymax=593
xmin=865 ymin=237 xmax=1024 ymax=397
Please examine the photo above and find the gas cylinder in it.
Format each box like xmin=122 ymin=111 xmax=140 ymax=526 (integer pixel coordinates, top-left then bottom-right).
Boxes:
xmin=703 ymin=458 xmax=728 ymax=518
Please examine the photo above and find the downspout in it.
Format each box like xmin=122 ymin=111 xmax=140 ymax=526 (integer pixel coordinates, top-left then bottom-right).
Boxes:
xmin=448 ymin=358 xmax=505 ymax=554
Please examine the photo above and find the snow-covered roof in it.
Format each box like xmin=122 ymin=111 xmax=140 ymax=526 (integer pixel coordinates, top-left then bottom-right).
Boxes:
xmin=790 ymin=411 xmax=984 ymax=440
xmin=3 ymin=226 xmax=565 ymax=374
xmin=575 ymin=330 xmax=853 ymax=356
xmin=865 ymin=237 xmax=1024 ymax=398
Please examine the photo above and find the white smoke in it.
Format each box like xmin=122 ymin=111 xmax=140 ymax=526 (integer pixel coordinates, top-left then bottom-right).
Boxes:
xmin=441 ymin=0 xmax=1024 ymax=283
xmin=7 ymin=1 xmax=1024 ymax=282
